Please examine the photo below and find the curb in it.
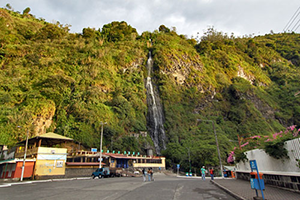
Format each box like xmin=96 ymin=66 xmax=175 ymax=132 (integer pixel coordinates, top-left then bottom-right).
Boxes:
xmin=0 ymin=177 xmax=91 ymax=188
xmin=211 ymin=180 xmax=247 ymax=200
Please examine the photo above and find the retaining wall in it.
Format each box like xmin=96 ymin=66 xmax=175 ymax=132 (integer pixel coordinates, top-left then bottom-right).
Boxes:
xmin=65 ymin=168 xmax=95 ymax=178
xmin=235 ymin=138 xmax=300 ymax=192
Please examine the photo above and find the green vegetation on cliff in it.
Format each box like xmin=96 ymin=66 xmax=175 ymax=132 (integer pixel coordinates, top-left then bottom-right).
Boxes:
xmin=1 ymin=7 xmax=300 ymax=171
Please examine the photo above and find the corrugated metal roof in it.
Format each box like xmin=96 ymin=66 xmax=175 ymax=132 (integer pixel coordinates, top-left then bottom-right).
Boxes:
xmin=18 ymin=132 xmax=74 ymax=144
xmin=0 ymin=159 xmax=15 ymax=164
xmin=37 ymin=132 xmax=73 ymax=140
xmin=0 ymin=158 xmax=36 ymax=164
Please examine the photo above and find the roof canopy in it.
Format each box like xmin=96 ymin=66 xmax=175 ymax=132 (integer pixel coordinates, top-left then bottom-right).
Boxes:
xmin=37 ymin=132 xmax=73 ymax=141
xmin=18 ymin=132 xmax=73 ymax=146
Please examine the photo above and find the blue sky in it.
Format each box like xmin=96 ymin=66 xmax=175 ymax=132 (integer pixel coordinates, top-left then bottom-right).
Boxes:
xmin=3 ymin=0 xmax=300 ymax=38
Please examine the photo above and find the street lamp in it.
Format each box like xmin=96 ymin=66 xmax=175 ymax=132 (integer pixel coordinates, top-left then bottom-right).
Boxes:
xmin=197 ymin=119 xmax=224 ymax=178
xmin=99 ymin=122 xmax=107 ymax=168
xmin=17 ymin=126 xmax=29 ymax=182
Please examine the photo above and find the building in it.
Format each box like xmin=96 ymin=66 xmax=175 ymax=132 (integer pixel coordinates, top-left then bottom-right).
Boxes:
xmin=0 ymin=132 xmax=166 ymax=180
xmin=0 ymin=158 xmax=35 ymax=179
xmin=0 ymin=132 xmax=77 ymax=180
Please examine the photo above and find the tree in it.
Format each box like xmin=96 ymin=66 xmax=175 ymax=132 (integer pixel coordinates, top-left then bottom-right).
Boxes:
xmin=82 ymin=27 xmax=96 ymax=39
xmin=101 ymin=21 xmax=138 ymax=42
xmin=158 ymin=25 xmax=170 ymax=33
xmin=23 ymin=7 xmax=31 ymax=15
xmin=6 ymin=4 xmax=12 ymax=10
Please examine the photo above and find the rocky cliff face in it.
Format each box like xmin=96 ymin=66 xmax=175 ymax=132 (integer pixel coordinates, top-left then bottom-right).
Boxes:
xmin=33 ymin=114 xmax=55 ymax=136
xmin=161 ymin=54 xmax=203 ymax=87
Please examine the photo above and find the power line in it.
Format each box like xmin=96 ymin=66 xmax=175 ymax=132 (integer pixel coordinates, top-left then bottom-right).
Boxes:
xmin=291 ymin=18 xmax=300 ymax=32
xmin=294 ymin=20 xmax=300 ymax=32
xmin=284 ymin=6 xmax=300 ymax=32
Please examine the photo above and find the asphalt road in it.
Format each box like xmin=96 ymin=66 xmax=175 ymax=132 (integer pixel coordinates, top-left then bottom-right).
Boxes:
xmin=0 ymin=173 xmax=235 ymax=200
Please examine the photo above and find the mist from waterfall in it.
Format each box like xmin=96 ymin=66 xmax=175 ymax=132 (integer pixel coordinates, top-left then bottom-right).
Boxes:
xmin=145 ymin=51 xmax=166 ymax=155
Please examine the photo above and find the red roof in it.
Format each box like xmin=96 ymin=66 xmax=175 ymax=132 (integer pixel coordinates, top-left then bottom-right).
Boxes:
xmin=104 ymin=153 xmax=141 ymax=159
xmin=66 ymin=162 xmax=105 ymax=166
xmin=103 ymin=153 xmax=164 ymax=159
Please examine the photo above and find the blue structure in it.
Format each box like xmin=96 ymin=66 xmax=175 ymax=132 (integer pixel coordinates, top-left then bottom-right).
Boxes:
xmin=116 ymin=159 xmax=129 ymax=168
xmin=249 ymin=160 xmax=265 ymax=200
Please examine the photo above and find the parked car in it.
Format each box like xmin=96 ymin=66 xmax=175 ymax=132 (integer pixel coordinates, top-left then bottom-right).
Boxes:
xmin=92 ymin=167 xmax=122 ymax=179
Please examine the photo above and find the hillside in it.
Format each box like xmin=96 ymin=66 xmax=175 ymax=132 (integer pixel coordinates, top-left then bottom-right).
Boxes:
xmin=1 ymin=8 xmax=300 ymax=170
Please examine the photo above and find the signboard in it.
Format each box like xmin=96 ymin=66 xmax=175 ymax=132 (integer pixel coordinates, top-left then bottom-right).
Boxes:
xmin=176 ymin=164 xmax=180 ymax=176
xmin=37 ymin=154 xmax=66 ymax=161
xmin=250 ymin=160 xmax=257 ymax=170
xmin=56 ymin=161 xmax=63 ymax=168
xmin=250 ymin=178 xmax=255 ymax=189
xmin=249 ymin=160 xmax=265 ymax=200
xmin=91 ymin=148 xmax=97 ymax=152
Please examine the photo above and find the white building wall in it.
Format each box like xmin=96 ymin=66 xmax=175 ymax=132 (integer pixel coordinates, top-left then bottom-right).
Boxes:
xmin=236 ymin=138 xmax=300 ymax=175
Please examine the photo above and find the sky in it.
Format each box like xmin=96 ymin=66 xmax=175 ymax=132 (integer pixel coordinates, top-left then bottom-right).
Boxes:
xmin=2 ymin=0 xmax=300 ymax=38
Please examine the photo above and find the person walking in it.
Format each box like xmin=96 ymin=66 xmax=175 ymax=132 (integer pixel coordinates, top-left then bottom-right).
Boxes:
xmin=147 ymin=168 xmax=151 ymax=181
xmin=150 ymin=167 xmax=154 ymax=181
xmin=209 ymin=168 xmax=214 ymax=180
xmin=201 ymin=166 xmax=206 ymax=180
xmin=142 ymin=168 xmax=146 ymax=182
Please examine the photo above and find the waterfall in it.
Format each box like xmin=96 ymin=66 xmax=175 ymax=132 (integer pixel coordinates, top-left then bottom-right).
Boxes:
xmin=146 ymin=51 xmax=166 ymax=155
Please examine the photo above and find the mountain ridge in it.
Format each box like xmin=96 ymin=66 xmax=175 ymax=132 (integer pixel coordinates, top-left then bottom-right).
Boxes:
xmin=1 ymin=7 xmax=300 ymax=169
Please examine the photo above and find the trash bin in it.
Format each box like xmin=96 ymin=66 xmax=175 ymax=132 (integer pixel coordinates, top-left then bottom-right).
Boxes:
xmin=250 ymin=172 xmax=265 ymax=190
xmin=223 ymin=170 xmax=228 ymax=177
xmin=189 ymin=172 xmax=192 ymax=177
xmin=186 ymin=172 xmax=189 ymax=177
xmin=231 ymin=171 xmax=236 ymax=178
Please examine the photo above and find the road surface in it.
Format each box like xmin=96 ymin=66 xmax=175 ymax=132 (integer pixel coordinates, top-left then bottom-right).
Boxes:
xmin=0 ymin=173 xmax=235 ymax=200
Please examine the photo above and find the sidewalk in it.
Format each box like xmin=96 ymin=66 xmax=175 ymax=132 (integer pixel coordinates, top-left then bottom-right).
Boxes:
xmin=211 ymin=178 xmax=300 ymax=200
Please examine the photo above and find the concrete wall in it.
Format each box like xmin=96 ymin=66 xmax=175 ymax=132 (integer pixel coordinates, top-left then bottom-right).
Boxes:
xmin=35 ymin=147 xmax=67 ymax=176
xmin=65 ymin=168 xmax=95 ymax=178
xmin=236 ymin=138 xmax=300 ymax=173
xmin=235 ymin=138 xmax=300 ymax=192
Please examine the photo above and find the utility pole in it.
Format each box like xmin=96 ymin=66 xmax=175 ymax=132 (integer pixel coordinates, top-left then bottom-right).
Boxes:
xmin=99 ymin=122 xmax=107 ymax=168
xmin=197 ymin=119 xmax=224 ymax=178
xmin=20 ymin=129 xmax=29 ymax=181
xmin=186 ymin=147 xmax=191 ymax=173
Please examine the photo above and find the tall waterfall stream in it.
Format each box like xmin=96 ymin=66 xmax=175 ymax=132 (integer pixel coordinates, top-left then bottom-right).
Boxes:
xmin=146 ymin=51 xmax=166 ymax=155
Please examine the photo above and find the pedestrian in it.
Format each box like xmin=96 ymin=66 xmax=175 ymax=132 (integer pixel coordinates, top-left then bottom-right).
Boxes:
xmin=209 ymin=168 xmax=214 ymax=180
xmin=147 ymin=168 xmax=151 ymax=181
xmin=150 ymin=168 xmax=154 ymax=181
xmin=142 ymin=168 xmax=146 ymax=182
xmin=201 ymin=166 xmax=206 ymax=180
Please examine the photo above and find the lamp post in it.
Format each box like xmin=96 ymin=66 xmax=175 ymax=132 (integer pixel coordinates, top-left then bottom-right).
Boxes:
xmin=197 ymin=119 xmax=224 ymax=178
xmin=99 ymin=122 xmax=107 ymax=168
xmin=17 ymin=126 xmax=29 ymax=182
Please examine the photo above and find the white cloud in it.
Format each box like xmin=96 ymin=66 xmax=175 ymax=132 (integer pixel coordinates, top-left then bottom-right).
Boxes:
xmin=3 ymin=0 xmax=300 ymax=38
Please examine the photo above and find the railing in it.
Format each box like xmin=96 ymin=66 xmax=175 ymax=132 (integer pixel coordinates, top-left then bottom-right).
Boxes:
xmin=15 ymin=147 xmax=38 ymax=158
xmin=67 ymin=150 xmax=98 ymax=156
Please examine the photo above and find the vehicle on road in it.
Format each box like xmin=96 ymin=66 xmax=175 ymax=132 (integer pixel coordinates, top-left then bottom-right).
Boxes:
xmin=92 ymin=167 xmax=121 ymax=179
